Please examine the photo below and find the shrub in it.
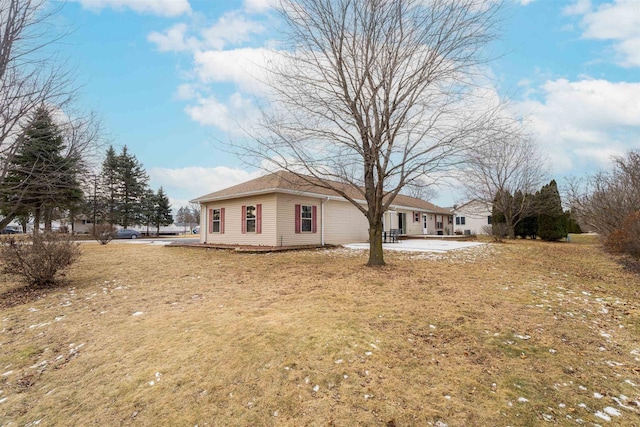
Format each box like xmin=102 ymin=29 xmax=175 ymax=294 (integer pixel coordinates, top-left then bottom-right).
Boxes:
xmin=483 ymin=223 xmax=507 ymax=242
xmin=604 ymin=211 xmax=640 ymax=259
xmin=92 ymin=223 xmax=115 ymax=245
xmin=1 ymin=233 xmax=81 ymax=286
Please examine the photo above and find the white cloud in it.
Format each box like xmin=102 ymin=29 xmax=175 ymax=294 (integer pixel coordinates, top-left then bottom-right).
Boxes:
xmin=147 ymin=23 xmax=200 ymax=52
xmin=201 ymin=11 xmax=265 ymax=50
xmin=148 ymin=166 xmax=263 ymax=202
xmin=569 ymin=0 xmax=640 ymax=67
xmin=174 ymin=83 xmax=200 ymax=100
xmin=563 ymin=0 xmax=592 ymax=15
xmin=193 ymin=47 xmax=276 ymax=92
xmin=185 ymin=92 xmax=258 ymax=133
xmin=70 ymin=0 xmax=191 ymax=16
xmin=243 ymin=0 xmax=277 ymax=13
xmin=516 ymin=78 xmax=640 ymax=172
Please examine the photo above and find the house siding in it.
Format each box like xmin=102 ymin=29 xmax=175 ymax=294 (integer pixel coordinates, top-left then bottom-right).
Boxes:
xmin=275 ymin=194 xmax=322 ymax=246
xmin=201 ymin=194 xmax=278 ymax=246
xmin=454 ymin=201 xmax=492 ymax=235
xmin=323 ymin=200 xmax=370 ymax=244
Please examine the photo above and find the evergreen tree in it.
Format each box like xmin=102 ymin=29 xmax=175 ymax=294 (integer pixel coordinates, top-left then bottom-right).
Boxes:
xmin=537 ymin=180 xmax=566 ymax=241
xmin=140 ymin=188 xmax=156 ymax=236
xmin=96 ymin=146 xmax=149 ymax=228
xmin=100 ymin=146 xmax=120 ymax=226
xmin=514 ymin=192 xmax=538 ymax=239
xmin=151 ymin=187 xmax=173 ymax=236
xmin=116 ymin=146 xmax=149 ymax=228
xmin=2 ymin=107 xmax=82 ymax=234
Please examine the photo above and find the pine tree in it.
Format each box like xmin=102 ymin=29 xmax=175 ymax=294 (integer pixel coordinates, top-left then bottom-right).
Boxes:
xmin=100 ymin=146 xmax=120 ymax=226
xmin=2 ymin=107 xmax=82 ymax=234
xmin=116 ymin=146 xmax=149 ymax=228
xmin=96 ymin=146 xmax=149 ymax=228
xmin=537 ymin=180 xmax=566 ymax=241
xmin=152 ymin=187 xmax=173 ymax=236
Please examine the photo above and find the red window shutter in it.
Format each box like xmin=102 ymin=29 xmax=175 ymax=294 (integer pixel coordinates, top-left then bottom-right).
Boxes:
xmin=209 ymin=209 xmax=213 ymax=233
xmin=241 ymin=205 xmax=246 ymax=234
xmin=312 ymin=205 xmax=317 ymax=233
xmin=294 ymin=204 xmax=301 ymax=234
xmin=220 ymin=208 xmax=225 ymax=234
xmin=256 ymin=204 xmax=262 ymax=234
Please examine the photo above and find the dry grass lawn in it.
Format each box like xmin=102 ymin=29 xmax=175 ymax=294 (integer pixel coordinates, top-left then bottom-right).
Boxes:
xmin=1 ymin=239 xmax=639 ymax=426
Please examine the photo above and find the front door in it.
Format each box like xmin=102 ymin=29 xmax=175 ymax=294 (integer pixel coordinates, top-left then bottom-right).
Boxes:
xmin=423 ymin=214 xmax=429 ymax=235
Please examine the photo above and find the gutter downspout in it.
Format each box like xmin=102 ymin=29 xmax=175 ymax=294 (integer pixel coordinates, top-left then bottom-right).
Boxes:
xmin=321 ymin=197 xmax=329 ymax=246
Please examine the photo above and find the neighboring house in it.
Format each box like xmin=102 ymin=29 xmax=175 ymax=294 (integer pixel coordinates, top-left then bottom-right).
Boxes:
xmin=191 ymin=171 xmax=453 ymax=247
xmin=452 ymin=200 xmax=493 ymax=235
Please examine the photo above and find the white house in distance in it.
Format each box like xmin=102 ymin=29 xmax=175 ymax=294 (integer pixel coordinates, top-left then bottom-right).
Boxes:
xmin=191 ymin=171 xmax=454 ymax=247
xmin=452 ymin=200 xmax=493 ymax=235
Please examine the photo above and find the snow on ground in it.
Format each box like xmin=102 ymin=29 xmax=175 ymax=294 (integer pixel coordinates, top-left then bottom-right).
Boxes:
xmin=344 ymin=239 xmax=485 ymax=253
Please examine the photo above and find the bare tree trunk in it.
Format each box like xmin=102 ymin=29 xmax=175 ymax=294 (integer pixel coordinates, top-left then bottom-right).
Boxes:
xmin=44 ymin=207 xmax=52 ymax=232
xmin=367 ymin=219 xmax=385 ymax=266
xmin=33 ymin=207 xmax=41 ymax=236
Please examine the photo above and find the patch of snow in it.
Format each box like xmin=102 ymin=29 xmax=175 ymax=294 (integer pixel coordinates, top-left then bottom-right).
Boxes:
xmin=549 ymin=349 xmax=557 ymax=354
xmin=132 ymin=312 xmax=143 ymax=316
xmin=429 ymin=325 xmax=436 ymax=329
xmin=594 ymin=411 xmax=611 ymax=421
xmin=603 ymin=406 xmax=621 ymax=417
xmin=559 ymin=403 xmax=566 ymax=408
xmin=312 ymin=385 xmax=319 ymax=392
xmin=364 ymin=394 xmax=371 ymax=399
xmin=517 ymin=397 xmax=529 ymax=403
xmin=578 ymin=385 xmax=587 ymax=391
xmin=514 ymin=334 xmax=531 ymax=340
xmin=2 ymin=371 xmax=13 ymax=377
xmin=434 ymin=421 xmax=448 ymax=427
xmin=273 ymin=410 xmax=278 ymax=417
xmin=365 ymin=351 xmax=372 ymax=356
xmin=0 ymin=397 xmax=7 ymax=404
xmin=594 ymin=392 xmax=603 ymax=399
xmin=578 ymin=403 xmax=588 ymax=409
xmin=343 ymin=375 xmax=348 ymax=379
xmin=542 ymin=413 xmax=553 ymax=421
xmin=334 ymin=359 xmax=343 ymax=364
xmin=623 ymin=379 xmax=636 ymax=387
xmin=28 ymin=322 xmax=51 ymax=329
xmin=370 ymin=343 xmax=378 ymax=349
xmin=28 ymin=308 xmax=39 ymax=312
xmin=444 ymin=395 xmax=451 ymax=400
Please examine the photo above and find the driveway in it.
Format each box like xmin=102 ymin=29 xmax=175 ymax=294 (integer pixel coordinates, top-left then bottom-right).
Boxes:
xmin=344 ymin=239 xmax=485 ymax=253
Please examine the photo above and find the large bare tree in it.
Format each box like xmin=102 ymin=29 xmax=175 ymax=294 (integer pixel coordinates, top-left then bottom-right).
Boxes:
xmin=243 ymin=0 xmax=505 ymax=266
xmin=461 ymin=129 xmax=547 ymax=238
xmin=568 ymin=150 xmax=640 ymax=236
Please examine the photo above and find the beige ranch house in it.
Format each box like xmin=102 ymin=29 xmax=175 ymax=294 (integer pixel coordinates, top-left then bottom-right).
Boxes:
xmin=191 ymin=171 xmax=453 ymax=247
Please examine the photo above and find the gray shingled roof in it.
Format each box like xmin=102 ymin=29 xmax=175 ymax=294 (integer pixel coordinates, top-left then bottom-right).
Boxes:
xmin=192 ymin=170 xmax=451 ymax=215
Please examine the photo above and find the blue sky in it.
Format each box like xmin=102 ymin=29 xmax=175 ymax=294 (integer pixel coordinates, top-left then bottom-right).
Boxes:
xmin=56 ymin=0 xmax=639 ymax=209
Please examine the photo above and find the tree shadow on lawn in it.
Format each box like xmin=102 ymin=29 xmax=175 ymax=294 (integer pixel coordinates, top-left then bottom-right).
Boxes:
xmin=618 ymin=256 xmax=640 ymax=276
xmin=0 ymin=277 xmax=71 ymax=309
